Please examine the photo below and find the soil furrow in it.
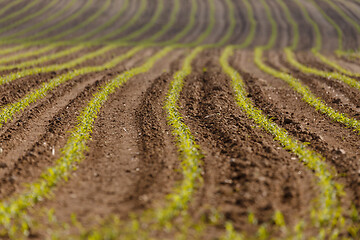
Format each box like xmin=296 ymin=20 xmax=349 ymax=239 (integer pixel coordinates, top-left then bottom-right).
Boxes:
xmin=33 ymin=49 xmax=183 ymax=228
xmin=0 ymin=47 xmax=131 ymax=108
xmin=249 ymin=0 xmax=272 ymax=48
xmin=266 ymin=0 xmax=291 ymax=49
xmin=235 ymin=50 xmax=360 ymax=211
xmin=276 ymin=52 xmax=360 ymax=120
xmin=182 ymin=0 xmax=208 ymax=44
xmin=314 ymin=0 xmax=359 ymax=50
xmin=229 ymin=0 xmax=248 ymax=46
xmin=179 ymin=50 xmax=317 ymax=234
xmin=0 ymin=49 xmax=150 ymax=199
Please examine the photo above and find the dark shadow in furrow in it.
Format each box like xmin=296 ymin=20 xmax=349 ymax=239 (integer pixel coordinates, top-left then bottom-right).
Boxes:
xmin=0 ymin=1 xmax=49 ymax=31
xmin=84 ymin=0 xmax=138 ymax=41
xmin=37 ymin=0 xmax=101 ymax=40
xmin=275 ymin=52 xmax=360 ymax=120
xmin=183 ymin=0 xmax=208 ymax=44
xmin=30 ymin=49 xmax=182 ymax=231
xmin=110 ymin=0 xmax=157 ymax=41
xmin=179 ymin=50 xmax=316 ymax=235
xmin=283 ymin=0 xmax=315 ymax=51
xmin=0 ymin=71 xmax=61 ymax=107
xmin=157 ymin=0 xmax=189 ymax=43
xmin=134 ymin=71 xmax=182 ymax=210
xmin=315 ymin=0 xmax=359 ymax=50
xmin=3 ymin=0 xmax=78 ymax=38
xmin=0 ymin=73 xmax=107 ymax=198
xmin=0 ymin=45 xmax=67 ymax=66
xmin=334 ymin=1 xmax=360 ymax=23
xmin=229 ymin=0 xmax=247 ymax=46
xmin=267 ymin=0 xmax=291 ymax=49
xmin=0 ymin=47 xmax=129 ymax=108
xmin=205 ymin=0 xmax=228 ymax=45
xmin=0 ymin=1 xmax=27 ymax=22
xmin=66 ymin=0 xmax=126 ymax=39
xmin=0 ymin=51 xmax=148 ymax=199
xmin=133 ymin=0 xmax=173 ymax=41
xmin=249 ymin=0 xmax=272 ymax=48
xmin=232 ymin=53 xmax=360 ymax=211
xmin=20 ymin=0 xmax=85 ymax=39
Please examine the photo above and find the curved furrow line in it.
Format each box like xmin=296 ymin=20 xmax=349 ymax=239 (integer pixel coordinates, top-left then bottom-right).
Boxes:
xmin=180 ymin=0 xmax=208 ymax=45
xmin=145 ymin=0 xmax=180 ymax=43
xmin=306 ymin=0 xmax=343 ymax=51
xmin=252 ymin=0 xmax=356 ymax=237
xmin=0 ymin=0 xmax=131 ymax=66
xmin=0 ymin=46 xmax=144 ymax=129
xmin=266 ymin=0 xmax=292 ymax=49
xmin=285 ymin=49 xmax=360 ymax=88
xmin=0 ymin=49 xmax=147 ymax=204
xmin=333 ymin=0 xmax=360 ymax=23
xmin=276 ymin=52 xmax=360 ymax=121
xmin=23 ymin=0 xmax=94 ymax=42
xmin=0 ymin=45 xmax=85 ymax=70
xmin=228 ymin=0 xmax=247 ymax=46
xmin=28 ymin=50 xmax=183 ymax=238
xmin=35 ymin=0 xmax=113 ymax=43
xmin=45 ymin=1 xmax=238 ymax=237
xmin=119 ymin=0 xmax=164 ymax=43
xmin=93 ymin=0 xmax=147 ymax=43
xmin=226 ymin=49 xmax=360 ymax=238
xmin=159 ymin=0 xmax=196 ymax=45
xmin=1 ymin=0 xmax=77 ymax=41
xmin=0 ymin=0 xmax=23 ymax=20
xmin=0 ymin=45 xmax=118 ymax=85
xmin=0 ymin=0 xmax=40 ymax=26
xmin=0 ymin=0 xmax=57 ymax=36
xmin=278 ymin=1 xmax=360 ymax=93
xmin=0 ymin=46 xmax=173 ymax=237
xmin=294 ymin=0 xmax=322 ymax=52
xmin=73 ymin=0 xmax=130 ymax=41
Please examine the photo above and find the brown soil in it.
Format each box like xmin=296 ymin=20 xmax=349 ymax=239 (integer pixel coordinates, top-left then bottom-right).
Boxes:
xmin=180 ymin=50 xmax=317 ymax=236
xmin=2 ymin=0 xmax=360 ymax=239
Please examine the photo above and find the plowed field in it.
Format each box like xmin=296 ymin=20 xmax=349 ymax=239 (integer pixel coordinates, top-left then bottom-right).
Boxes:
xmin=1 ymin=0 xmax=360 ymax=239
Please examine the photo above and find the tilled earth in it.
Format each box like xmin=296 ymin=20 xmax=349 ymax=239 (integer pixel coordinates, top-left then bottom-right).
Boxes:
xmin=1 ymin=0 xmax=360 ymax=238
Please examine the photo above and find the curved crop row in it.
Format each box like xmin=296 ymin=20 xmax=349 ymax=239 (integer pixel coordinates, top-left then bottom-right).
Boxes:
xmin=146 ymin=0 xmax=180 ymax=43
xmin=255 ymin=0 xmax=360 ymax=133
xmin=0 ymin=44 xmax=58 ymax=65
xmin=308 ymin=0 xmax=343 ymax=51
xmin=285 ymin=49 xmax=360 ymax=89
xmin=0 ymin=46 xmax=143 ymax=128
xmin=48 ymin=0 xmax=235 ymax=237
xmin=74 ymin=0 xmax=130 ymax=42
xmin=0 ymin=0 xmax=129 ymax=67
xmin=0 ymin=45 xmax=118 ymax=86
xmin=0 ymin=46 xmax=173 ymax=237
xmin=0 ymin=45 xmax=85 ymax=70
xmin=0 ymin=0 xmax=23 ymax=19
xmin=254 ymin=0 xmax=351 ymax=237
xmin=38 ymin=0 xmax=113 ymax=43
xmin=0 ymin=0 xmax=39 ymax=26
xmin=0 ymin=0 xmax=57 ymax=35
xmin=221 ymin=45 xmax=345 ymax=239
xmin=24 ymin=0 xmax=94 ymax=42
xmin=158 ymin=0 xmax=194 ymax=46
xmin=121 ymin=0 xmax=165 ymax=42
xmin=257 ymin=49 xmax=360 ymax=140
xmin=294 ymin=0 xmax=322 ymax=51
xmin=94 ymin=0 xmax=147 ymax=43
xmin=0 ymin=0 xmax=77 ymax=41
xmin=278 ymin=0 xmax=360 ymax=90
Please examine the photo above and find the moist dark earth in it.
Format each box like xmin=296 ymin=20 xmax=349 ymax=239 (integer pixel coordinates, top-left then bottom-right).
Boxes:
xmin=0 ymin=0 xmax=360 ymax=239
